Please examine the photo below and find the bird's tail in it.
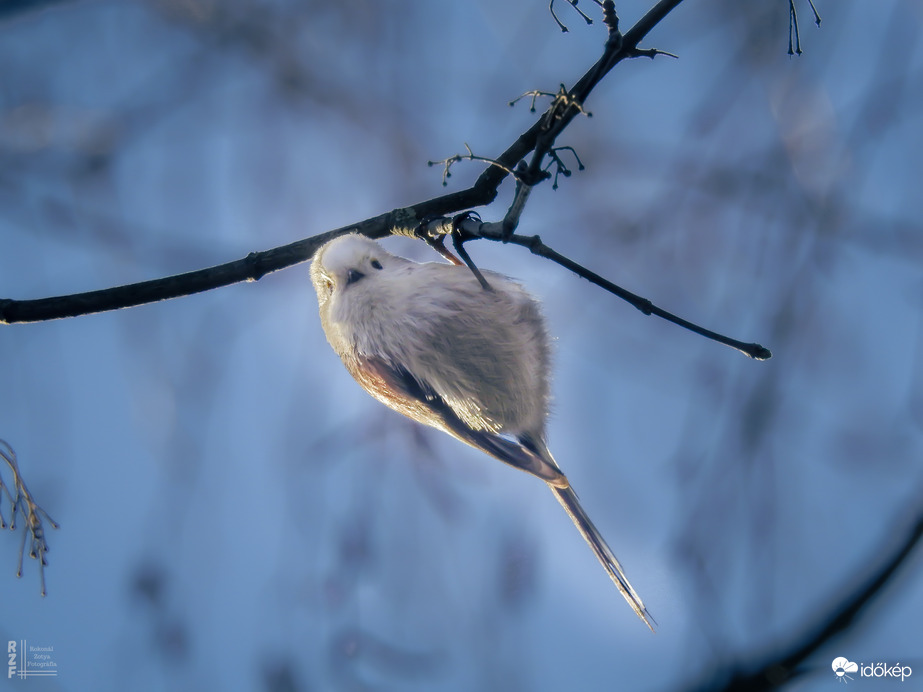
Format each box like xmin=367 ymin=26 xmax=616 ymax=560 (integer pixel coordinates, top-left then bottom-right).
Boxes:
xmin=550 ymin=484 xmax=655 ymax=631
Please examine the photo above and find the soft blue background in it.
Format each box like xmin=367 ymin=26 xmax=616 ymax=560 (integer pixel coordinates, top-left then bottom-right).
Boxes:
xmin=1 ymin=1 xmax=921 ymax=690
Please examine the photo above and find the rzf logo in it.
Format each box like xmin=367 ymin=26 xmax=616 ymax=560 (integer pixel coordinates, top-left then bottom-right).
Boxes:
xmin=7 ymin=640 xmax=16 ymax=679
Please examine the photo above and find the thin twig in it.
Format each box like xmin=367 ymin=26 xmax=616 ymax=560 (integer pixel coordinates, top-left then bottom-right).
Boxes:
xmin=807 ymin=0 xmax=822 ymax=27
xmin=0 ymin=439 xmax=58 ymax=596
xmin=509 ymin=89 xmax=559 ymax=113
xmin=453 ymin=218 xmax=771 ymax=360
xmin=544 ymin=146 xmax=586 ymax=190
xmin=788 ymin=0 xmax=822 ymax=56
xmin=502 ymin=164 xmax=534 ymax=240
xmin=629 ymin=47 xmax=679 ymax=60
xmin=427 ymin=143 xmax=519 ymax=188
xmin=543 ymin=83 xmax=594 ymax=125
xmin=549 ymin=0 xmax=601 ymax=33
xmin=788 ymin=0 xmax=803 ymax=56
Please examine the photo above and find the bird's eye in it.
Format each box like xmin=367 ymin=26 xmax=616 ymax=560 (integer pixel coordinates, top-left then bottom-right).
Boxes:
xmin=346 ymin=268 xmax=365 ymax=285
xmin=370 ymin=259 xmax=383 ymax=270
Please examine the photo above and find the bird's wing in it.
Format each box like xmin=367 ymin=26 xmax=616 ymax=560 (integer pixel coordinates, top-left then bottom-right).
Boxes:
xmin=350 ymin=355 xmax=567 ymax=487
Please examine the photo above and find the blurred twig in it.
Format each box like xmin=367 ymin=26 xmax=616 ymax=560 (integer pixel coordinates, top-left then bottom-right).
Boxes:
xmin=0 ymin=0 xmax=72 ymax=20
xmin=685 ymin=505 xmax=923 ymax=691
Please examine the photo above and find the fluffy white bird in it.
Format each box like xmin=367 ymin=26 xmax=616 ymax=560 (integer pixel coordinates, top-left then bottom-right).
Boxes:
xmin=310 ymin=233 xmax=653 ymax=629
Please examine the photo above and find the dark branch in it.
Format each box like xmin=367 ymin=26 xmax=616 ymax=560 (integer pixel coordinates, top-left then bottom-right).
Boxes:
xmin=0 ymin=0 xmax=72 ymax=20
xmin=0 ymin=0 xmax=689 ymax=325
xmin=549 ymin=0 xmax=600 ymax=33
xmin=427 ymin=143 xmax=520 ymax=188
xmin=2 ymin=229 xmax=344 ymax=323
xmin=687 ymin=506 xmax=923 ymax=691
xmin=448 ymin=219 xmax=771 ymax=360
xmin=788 ymin=0 xmax=823 ymax=56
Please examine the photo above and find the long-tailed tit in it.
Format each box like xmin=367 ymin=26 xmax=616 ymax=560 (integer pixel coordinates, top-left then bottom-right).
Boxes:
xmin=310 ymin=233 xmax=653 ymax=629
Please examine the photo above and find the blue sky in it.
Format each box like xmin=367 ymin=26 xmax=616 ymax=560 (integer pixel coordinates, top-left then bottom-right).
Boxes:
xmin=1 ymin=1 xmax=921 ymax=690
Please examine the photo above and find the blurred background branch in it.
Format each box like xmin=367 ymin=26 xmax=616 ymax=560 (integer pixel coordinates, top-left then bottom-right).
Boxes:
xmin=687 ymin=503 xmax=923 ymax=691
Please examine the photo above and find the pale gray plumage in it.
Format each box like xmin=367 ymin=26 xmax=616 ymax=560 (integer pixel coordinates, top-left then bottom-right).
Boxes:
xmin=310 ymin=233 xmax=653 ymax=629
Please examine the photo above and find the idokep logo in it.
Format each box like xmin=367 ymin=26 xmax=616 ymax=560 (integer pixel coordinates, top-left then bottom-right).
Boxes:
xmin=832 ymin=656 xmax=912 ymax=684
xmin=832 ymin=657 xmax=858 ymax=683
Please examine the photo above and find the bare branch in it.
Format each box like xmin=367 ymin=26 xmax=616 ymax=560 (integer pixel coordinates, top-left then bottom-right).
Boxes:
xmin=1 ymin=230 xmax=343 ymax=324
xmin=788 ymin=0 xmax=803 ymax=56
xmin=628 ymin=46 xmax=679 ymax=60
xmin=427 ymin=143 xmax=520 ymax=187
xmin=502 ymin=163 xmax=535 ymax=239
xmin=789 ymin=0 xmax=823 ymax=56
xmin=0 ymin=0 xmax=689 ymax=325
xmin=549 ymin=0 xmax=601 ymax=33
xmin=509 ymin=89 xmax=560 ymax=113
xmin=438 ymin=215 xmax=772 ymax=360
xmin=0 ymin=439 xmax=58 ymax=596
xmin=686 ymin=505 xmax=923 ymax=691
xmin=543 ymin=146 xmax=586 ymax=190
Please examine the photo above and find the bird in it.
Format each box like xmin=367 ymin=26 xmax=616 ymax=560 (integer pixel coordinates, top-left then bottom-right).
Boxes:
xmin=310 ymin=232 xmax=653 ymax=629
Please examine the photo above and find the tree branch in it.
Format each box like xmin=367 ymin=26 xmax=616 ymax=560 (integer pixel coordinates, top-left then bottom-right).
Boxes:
xmin=687 ymin=504 xmax=923 ymax=691
xmin=0 ymin=0 xmax=688 ymax=325
xmin=0 ymin=440 xmax=58 ymax=596
xmin=437 ymin=216 xmax=771 ymax=360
